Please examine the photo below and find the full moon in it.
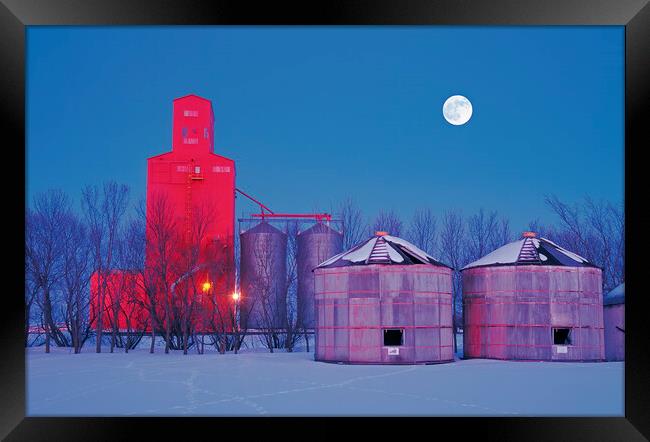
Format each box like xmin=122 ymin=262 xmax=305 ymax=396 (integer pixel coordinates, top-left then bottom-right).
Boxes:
xmin=443 ymin=95 xmax=473 ymax=125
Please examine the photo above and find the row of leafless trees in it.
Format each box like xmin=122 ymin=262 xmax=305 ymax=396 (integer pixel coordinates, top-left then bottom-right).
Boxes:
xmin=25 ymin=183 xmax=136 ymax=353
xmin=534 ymin=195 xmax=624 ymax=294
xmin=337 ymin=196 xmax=624 ymax=352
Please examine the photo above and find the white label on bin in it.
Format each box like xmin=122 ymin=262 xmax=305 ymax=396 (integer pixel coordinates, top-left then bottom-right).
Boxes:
xmin=556 ymin=346 xmax=568 ymax=354
xmin=387 ymin=347 xmax=399 ymax=355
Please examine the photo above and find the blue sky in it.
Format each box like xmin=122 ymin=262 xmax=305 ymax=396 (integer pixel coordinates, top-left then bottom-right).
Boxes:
xmin=26 ymin=26 xmax=623 ymax=230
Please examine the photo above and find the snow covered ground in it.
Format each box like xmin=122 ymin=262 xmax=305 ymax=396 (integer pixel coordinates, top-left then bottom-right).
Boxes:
xmin=27 ymin=347 xmax=623 ymax=416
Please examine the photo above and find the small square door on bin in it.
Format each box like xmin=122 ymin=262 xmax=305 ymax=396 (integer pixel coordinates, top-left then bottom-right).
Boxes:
xmin=384 ymin=329 xmax=403 ymax=354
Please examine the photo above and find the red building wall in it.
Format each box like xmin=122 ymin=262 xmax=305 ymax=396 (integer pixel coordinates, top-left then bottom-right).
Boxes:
xmin=90 ymin=270 xmax=147 ymax=332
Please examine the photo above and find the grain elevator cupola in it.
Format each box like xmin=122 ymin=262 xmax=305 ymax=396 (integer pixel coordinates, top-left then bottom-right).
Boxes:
xmin=172 ymin=94 xmax=215 ymax=154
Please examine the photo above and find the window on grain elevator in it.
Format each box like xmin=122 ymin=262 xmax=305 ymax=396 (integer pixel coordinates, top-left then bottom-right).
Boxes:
xmin=204 ymin=127 xmax=209 ymax=139
xmin=184 ymin=110 xmax=198 ymax=117
xmin=194 ymin=166 xmax=201 ymax=174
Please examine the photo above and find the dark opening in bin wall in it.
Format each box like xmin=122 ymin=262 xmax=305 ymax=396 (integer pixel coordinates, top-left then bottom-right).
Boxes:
xmin=383 ymin=329 xmax=404 ymax=346
xmin=553 ymin=328 xmax=572 ymax=345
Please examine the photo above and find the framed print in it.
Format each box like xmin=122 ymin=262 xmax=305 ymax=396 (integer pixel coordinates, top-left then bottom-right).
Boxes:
xmin=3 ymin=0 xmax=648 ymax=440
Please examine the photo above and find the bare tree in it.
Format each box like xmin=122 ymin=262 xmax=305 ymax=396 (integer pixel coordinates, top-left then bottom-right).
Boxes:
xmin=489 ymin=216 xmax=513 ymax=251
xmin=370 ymin=209 xmax=403 ymax=237
xmin=142 ymin=194 xmax=223 ymax=354
xmin=283 ymin=221 xmax=303 ymax=353
xmin=25 ymin=210 xmax=41 ymax=347
xmin=207 ymin=223 xmax=247 ymax=354
xmin=126 ymin=216 xmax=148 ymax=350
xmin=81 ymin=181 xmax=130 ymax=353
xmin=544 ymin=195 xmax=595 ymax=261
xmin=406 ymin=208 xmax=437 ymax=255
xmin=60 ymin=211 xmax=93 ymax=353
xmin=464 ymin=208 xmax=499 ymax=264
xmin=24 ymin=267 xmax=39 ymax=347
xmin=82 ymin=185 xmax=106 ymax=352
xmin=249 ymin=232 xmax=287 ymax=353
xmin=204 ymin=255 xmax=251 ymax=355
xmin=112 ymin=218 xmax=148 ymax=353
xmin=144 ymin=192 xmax=180 ymax=354
xmin=339 ymin=198 xmax=367 ymax=249
xmin=26 ymin=190 xmax=70 ymax=352
xmin=545 ymin=195 xmax=624 ymax=293
xmin=606 ymin=201 xmax=625 ymax=289
xmin=199 ymin=228 xmax=243 ymax=354
xmin=112 ymin=271 xmax=147 ymax=352
xmin=205 ymin=295 xmax=233 ymax=354
xmin=174 ymin=203 xmax=214 ymax=354
xmin=106 ymin=271 xmax=122 ymax=353
xmin=134 ymin=197 xmax=163 ymax=354
xmin=439 ymin=209 xmax=465 ymax=353
xmin=584 ymin=197 xmax=625 ymax=292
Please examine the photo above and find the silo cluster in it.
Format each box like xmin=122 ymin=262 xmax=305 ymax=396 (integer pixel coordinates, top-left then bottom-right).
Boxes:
xmin=239 ymin=222 xmax=288 ymax=329
xmin=314 ymin=232 xmax=454 ymax=364
xmin=462 ymin=232 xmax=604 ymax=361
xmin=239 ymin=221 xmax=342 ymax=330
xmin=603 ymin=283 xmax=624 ymax=361
xmin=296 ymin=223 xmax=343 ymax=329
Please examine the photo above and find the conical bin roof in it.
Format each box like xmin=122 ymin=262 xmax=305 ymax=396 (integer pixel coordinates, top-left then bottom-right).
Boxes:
xmin=298 ymin=222 xmax=342 ymax=236
xmin=315 ymin=232 xmax=451 ymax=269
xmin=241 ymin=221 xmax=286 ymax=236
xmin=462 ymin=232 xmax=597 ymax=270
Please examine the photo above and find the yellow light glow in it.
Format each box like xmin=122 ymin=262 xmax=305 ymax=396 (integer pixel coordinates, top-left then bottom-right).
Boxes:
xmin=232 ymin=292 xmax=240 ymax=301
xmin=202 ymin=281 xmax=212 ymax=292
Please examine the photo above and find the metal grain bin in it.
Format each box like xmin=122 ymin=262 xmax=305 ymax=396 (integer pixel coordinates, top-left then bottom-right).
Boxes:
xmin=603 ymin=283 xmax=624 ymax=361
xmin=239 ymin=222 xmax=287 ymax=329
xmin=462 ymin=232 xmax=604 ymax=361
xmin=314 ymin=232 xmax=454 ymax=364
xmin=297 ymin=223 xmax=343 ymax=329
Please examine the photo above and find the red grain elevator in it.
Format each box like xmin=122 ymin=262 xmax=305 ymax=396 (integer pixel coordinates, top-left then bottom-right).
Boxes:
xmin=145 ymin=94 xmax=236 ymax=330
xmin=91 ymin=94 xmax=236 ymax=334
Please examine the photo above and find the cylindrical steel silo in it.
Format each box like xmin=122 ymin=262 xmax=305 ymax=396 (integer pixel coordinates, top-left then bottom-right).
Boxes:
xmin=314 ymin=232 xmax=454 ymax=364
xmin=462 ymin=232 xmax=604 ymax=361
xmin=297 ymin=223 xmax=343 ymax=329
xmin=239 ymin=222 xmax=287 ymax=329
xmin=603 ymin=283 xmax=624 ymax=361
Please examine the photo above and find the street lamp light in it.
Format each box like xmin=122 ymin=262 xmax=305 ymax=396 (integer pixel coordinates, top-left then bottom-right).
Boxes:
xmin=231 ymin=291 xmax=241 ymax=341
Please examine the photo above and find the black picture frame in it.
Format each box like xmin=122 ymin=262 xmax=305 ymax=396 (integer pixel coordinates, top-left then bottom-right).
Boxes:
xmin=3 ymin=0 xmax=648 ymax=440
